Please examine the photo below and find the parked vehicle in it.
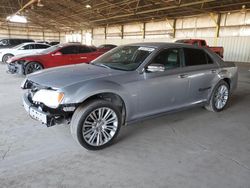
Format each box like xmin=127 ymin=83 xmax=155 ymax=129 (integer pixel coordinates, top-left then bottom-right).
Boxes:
xmin=36 ymin=41 xmax=49 ymax=44
xmin=175 ymin=39 xmax=224 ymax=58
xmin=21 ymin=43 xmax=238 ymax=150
xmin=97 ymin=44 xmax=117 ymax=52
xmin=7 ymin=43 xmax=105 ymax=75
xmin=0 ymin=42 xmax=50 ymax=63
xmin=0 ymin=38 xmax=34 ymax=49
xmin=49 ymin=41 xmax=60 ymax=46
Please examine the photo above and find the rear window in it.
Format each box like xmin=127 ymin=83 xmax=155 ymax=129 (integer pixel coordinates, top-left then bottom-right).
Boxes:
xmin=183 ymin=48 xmax=209 ymax=66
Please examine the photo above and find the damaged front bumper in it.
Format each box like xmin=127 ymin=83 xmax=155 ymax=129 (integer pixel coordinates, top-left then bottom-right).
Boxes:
xmin=22 ymin=92 xmax=73 ymax=127
xmin=7 ymin=62 xmax=24 ymax=74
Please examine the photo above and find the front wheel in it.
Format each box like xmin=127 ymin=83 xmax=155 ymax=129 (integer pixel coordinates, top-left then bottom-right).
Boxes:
xmin=24 ymin=62 xmax=43 ymax=75
xmin=70 ymin=100 xmax=122 ymax=150
xmin=205 ymin=80 xmax=229 ymax=112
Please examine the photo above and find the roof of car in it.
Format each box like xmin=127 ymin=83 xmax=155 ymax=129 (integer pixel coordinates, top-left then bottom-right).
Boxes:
xmin=124 ymin=42 xmax=199 ymax=49
xmin=0 ymin=38 xmax=34 ymax=40
xmin=19 ymin=42 xmax=51 ymax=46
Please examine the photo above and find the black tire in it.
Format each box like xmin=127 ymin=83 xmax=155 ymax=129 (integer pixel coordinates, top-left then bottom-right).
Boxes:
xmin=24 ymin=62 xmax=43 ymax=75
xmin=70 ymin=100 xmax=122 ymax=150
xmin=205 ymin=80 xmax=230 ymax=112
xmin=2 ymin=54 xmax=14 ymax=63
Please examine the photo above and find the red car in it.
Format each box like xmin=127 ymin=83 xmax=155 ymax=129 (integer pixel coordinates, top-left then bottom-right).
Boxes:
xmin=7 ymin=44 xmax=106 ymax=75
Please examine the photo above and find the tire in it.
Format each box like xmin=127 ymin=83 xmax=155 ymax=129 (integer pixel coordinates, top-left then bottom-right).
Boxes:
xmin=70 ymin=100 xmax=122 ymax=150
xmin=2 ymin=54 xmax=14 ymax=63
xmin=24 ymin=62 xmax=43 ymax=75
xmin=205 ymin=80 xmax=230 ymax=112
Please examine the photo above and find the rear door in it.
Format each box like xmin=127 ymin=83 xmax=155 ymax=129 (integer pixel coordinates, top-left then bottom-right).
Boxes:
xmin=17 ymin=44 xmax=36 ymax=55
xmin=55 ymin=45 xmax=79 ymax=66
xmin=34 ymin=44 xmax=50 ymax=53
xmin=71 ymin=45 xmax=93 ymax=64
xmin=72 ymin=45 xmax=101 ymax=64
xmin=182 ymin=48 xmax=219 ymax=103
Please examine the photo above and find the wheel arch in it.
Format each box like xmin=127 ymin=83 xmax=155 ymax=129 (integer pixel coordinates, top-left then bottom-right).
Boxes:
xmin=24 ymin=61 xmax=44 ymax=68
xmin=78 ymin=92 xmax=127 ymax=125
xmin=2 ymin=53 xmax=14 ymax=62
xmin=222 ymin=78 xmax=231 ymax=90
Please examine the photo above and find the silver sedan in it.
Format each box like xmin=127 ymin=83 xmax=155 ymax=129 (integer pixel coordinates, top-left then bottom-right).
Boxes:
xmin=21 ymin=43 xmax=238 ymax=150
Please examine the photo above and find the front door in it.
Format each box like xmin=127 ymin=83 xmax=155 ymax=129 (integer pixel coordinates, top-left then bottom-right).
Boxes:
xmin=137 ymin=48 xmax=190 ymax=119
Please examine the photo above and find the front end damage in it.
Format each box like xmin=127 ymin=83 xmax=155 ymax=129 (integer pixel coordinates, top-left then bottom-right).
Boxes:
xmin=21 ymin=79 xmax=76 ymax=127
xmin=7 ymin=60 xmax=25 ymax=74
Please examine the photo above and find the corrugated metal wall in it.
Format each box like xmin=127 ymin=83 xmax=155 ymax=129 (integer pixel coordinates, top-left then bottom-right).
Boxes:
xmin=0 ymin=23 xmax=65 ymax=42
xmin=90 ymin=11 xmax=250 ymax=62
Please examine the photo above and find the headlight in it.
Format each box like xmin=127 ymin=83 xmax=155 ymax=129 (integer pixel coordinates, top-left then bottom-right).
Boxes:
xmin=32 ymin=89 xmax=64 ymax=108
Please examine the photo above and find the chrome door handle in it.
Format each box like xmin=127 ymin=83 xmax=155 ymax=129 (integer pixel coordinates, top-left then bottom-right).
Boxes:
xmin=211 ymin=69 xmax=217 ymax=73
xmin=178 ymin=74 xmax=188 ymax=78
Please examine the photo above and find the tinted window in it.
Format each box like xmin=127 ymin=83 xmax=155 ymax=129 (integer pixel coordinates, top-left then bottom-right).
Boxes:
xmin=21 ymin=39 xmax=33 ymax=43
xmin=151 ymin=48 xmax=180 ymax=69
xmin=79 ymin=46 xmax=92 ymax=53
xmin=60 ymin=46 xmax=78 ymax=54
xmin=22 ymin=44 xmax=35 ymax=50
xmin=201 ymin=40 xmax=206 ymax=46
xmin=184 ymin=48 xmax=207 ymax=66
xmin=206 ymin=53 xmax=214 ymax=64
xmin=9 ymin=39 xmax=21 ymax=45
xmin=35 ymin=44 xmax=50 ymax=49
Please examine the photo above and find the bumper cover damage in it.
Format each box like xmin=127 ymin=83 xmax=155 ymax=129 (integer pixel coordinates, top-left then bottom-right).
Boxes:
xmin=7 ymin=62 xmax=24 ymax=74
xmin=22 ymin=92 xmax=71 ymax=127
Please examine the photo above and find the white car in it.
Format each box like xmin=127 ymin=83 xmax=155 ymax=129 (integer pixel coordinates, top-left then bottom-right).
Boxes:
xmin=0 ymin=42 xmax=50 ymax=63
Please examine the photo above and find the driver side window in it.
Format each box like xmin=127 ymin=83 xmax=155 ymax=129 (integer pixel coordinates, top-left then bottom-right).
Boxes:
xmin=151 ymin=48 xmax=181 ymax=70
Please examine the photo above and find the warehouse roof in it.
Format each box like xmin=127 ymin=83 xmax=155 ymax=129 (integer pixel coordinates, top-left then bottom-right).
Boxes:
xmin=0 ymin=0 xmax=249 ymax=31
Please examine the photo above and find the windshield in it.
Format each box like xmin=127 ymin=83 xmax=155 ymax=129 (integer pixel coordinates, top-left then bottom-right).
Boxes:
xmin=40 ymin=44 xmax=61 ymax=54
xmin=91 ymin=45 xmax=155 ymax=71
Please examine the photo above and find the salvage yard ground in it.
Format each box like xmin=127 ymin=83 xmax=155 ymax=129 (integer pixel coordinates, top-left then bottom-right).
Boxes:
xmin=0 ymin=63 xmax=250 ymax=188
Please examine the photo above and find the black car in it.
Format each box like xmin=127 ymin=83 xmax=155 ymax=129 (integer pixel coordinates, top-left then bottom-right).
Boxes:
xmin=49 ymin=41 xmax=60 ymax=46
xmin=97 ymin=44 xmax=117 ymax=51
xmin=0 ymin=38 xmax=35 ymax=49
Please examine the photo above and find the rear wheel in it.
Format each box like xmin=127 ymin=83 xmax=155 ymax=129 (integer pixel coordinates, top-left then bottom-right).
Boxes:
xmin=205 ymin=80 xmax=229 ymax=112
xmin=24 ymin=62 xmax=43 ymax=75
xmin=70 ymin=100 xmax=122 ymax=150
xmin=2 ymin=54 xmax=14 ymax=63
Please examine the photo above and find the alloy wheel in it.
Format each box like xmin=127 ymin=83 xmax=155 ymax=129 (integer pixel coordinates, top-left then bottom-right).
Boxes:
xmin=82 ymin=107 xmax=118 ymax=146
xmin=214 ymin=85 xmax=229 ymax=109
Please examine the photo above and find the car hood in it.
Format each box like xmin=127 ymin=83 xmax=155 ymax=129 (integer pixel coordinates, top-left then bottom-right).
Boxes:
xmin=26 ymin=63 xmax=124 ymax=89
xmin=11 ymin=52 xmax=45 ymax=61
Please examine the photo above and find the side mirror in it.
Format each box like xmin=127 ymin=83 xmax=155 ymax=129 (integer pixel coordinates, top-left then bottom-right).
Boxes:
xmin=146 ymin=64 xmax=165 ymax=72
xmin=52 ymin=51 xmax=62 ymax=56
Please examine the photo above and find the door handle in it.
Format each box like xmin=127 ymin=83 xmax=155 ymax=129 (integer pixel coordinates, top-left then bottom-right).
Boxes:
xmin=178 ymin=74 xmax=188 ymax=78
xmin=211 ymin=69 xmax=217 ymax=73
xmin=80 ymin=57 xmax=87 ymax=59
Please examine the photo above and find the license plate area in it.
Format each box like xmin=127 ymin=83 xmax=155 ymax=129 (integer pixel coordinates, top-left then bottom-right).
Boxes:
xmin=29 ymin=107 xmax=47 ymax=124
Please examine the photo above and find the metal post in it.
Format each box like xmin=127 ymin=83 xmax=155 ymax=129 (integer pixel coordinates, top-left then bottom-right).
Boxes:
xmin=216 ymin=13 xmax=221 ymax=38
xmin=173 ymin=19 xmax=176 ymax=38
xmin=121 ymin=25 xmax=124 ymax=39
xmin=143 ymin=22 xmax=146 ymax=39
xmin=91 ymin=28 xmax=94 ymax=45
xmin=104 ymin=26 xmax=107 ymax=40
